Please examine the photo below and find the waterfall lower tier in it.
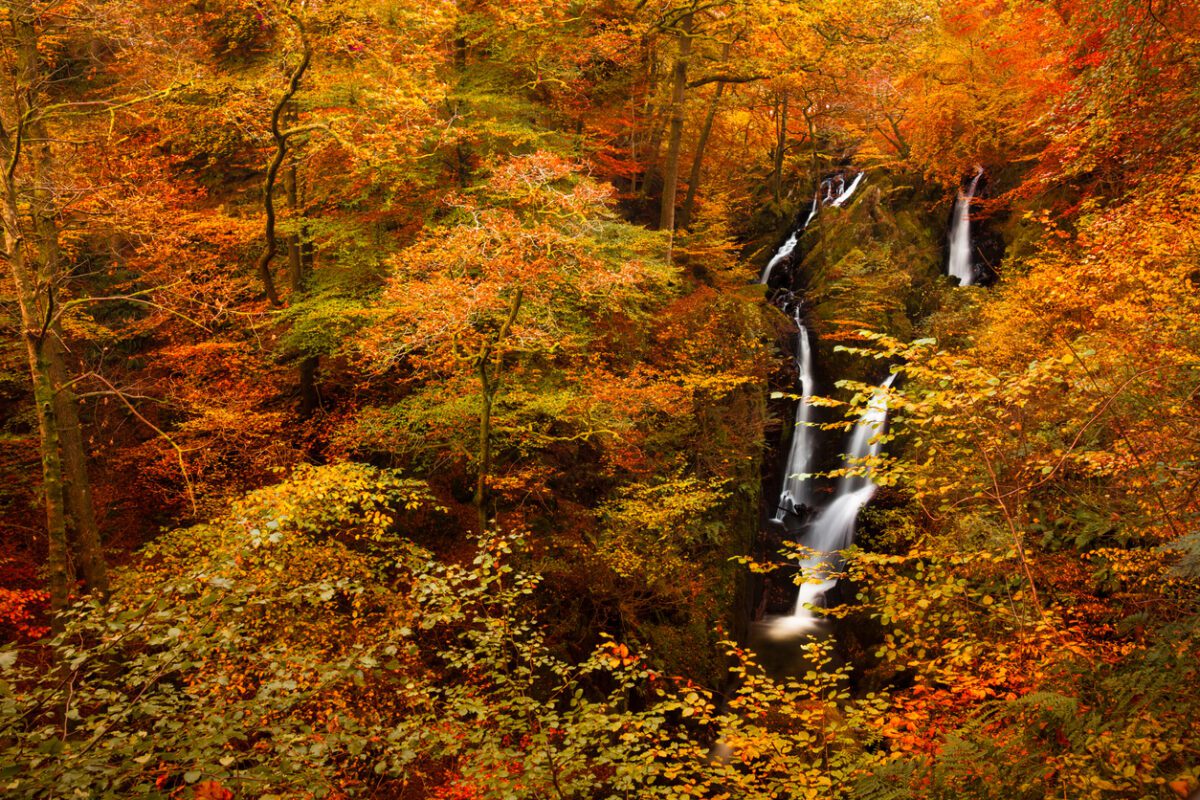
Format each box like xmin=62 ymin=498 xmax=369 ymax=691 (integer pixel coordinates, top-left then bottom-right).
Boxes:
xmin=767 ymin=484 xmax=876 ymax=639
xmin=773 ymin=319 xmax=815 ymax=519
xmin=767 ymin=375 xmax=895 ymax=640
xmin=948 ymin=167 xmax=984 ymax=286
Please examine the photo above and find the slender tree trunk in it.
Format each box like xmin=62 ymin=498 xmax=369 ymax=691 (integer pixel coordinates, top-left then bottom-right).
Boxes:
xmin=301 ymin=226 xmax=315 ymax=271
xmin=255 ymin=14 xmax=311 ymax=307
xmin=0 ymin=5 xmax=107 ymax=610
xmin=678 ymin=88 xmax=723 ymax=229
xmin=473 ymin=289 xmax=523 ymax=533
xmin=474 ymin=363 xmax=495 ymax=534
xmin=678 ymin=80 xmax=727 ymax=230
xmin=32 ymin=358 xmax=70 ymax=610
xmin=285 ymin=162 xmax=303 ymax=291
xmin=635 ymin=44 xmax=663 ymax=199
xmin=772 ymin=92 xmax=789 ymax=205
xmin=881 ymin=112 xmax=911 ymax=160
xmin=802 ymin=101 xmax=820 ymax=190
xmin=284 ymin=155 xmax=319 ymax=417
xmin=679 ymin=39 xmax=732 ymax=230
xmin=259 ymin=20 xmax=322 ymax=415
xmin=658 ymin=11 xmax=694 ymax=232
xmin=23 ymin=315 xmax=71 ymax=612
xmin=298 ymin=356 xmax=319 ymax=417
xmin=50 ymin=350 xmax=108 ymax=596
xmin=452 ymin=2 xmax=469 ymax=70
xmin=638 ymin=112 xmax=668 ymax=201
xmin=30 ymin=150 xmax=108 ymax=598
xmin=0 ymin=170 xmax=72 ymax=613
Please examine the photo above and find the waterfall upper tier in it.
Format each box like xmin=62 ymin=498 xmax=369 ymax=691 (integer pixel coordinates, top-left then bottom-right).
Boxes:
xmin=759 ymin=170 xmax=865 ymax=285
xmin=947 ymin=167 xmax=984 ymax=286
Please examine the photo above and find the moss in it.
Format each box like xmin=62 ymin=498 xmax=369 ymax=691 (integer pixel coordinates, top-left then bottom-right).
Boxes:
xmin=795 ymin=171 xmax=943 ymax=387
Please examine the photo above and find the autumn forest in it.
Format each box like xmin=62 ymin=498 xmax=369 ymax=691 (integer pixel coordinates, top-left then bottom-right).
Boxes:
xmin=0 ymin=0 xmax=1198 ymax=797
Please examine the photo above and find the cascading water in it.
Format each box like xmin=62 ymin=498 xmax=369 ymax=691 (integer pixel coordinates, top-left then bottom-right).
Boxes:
xmin=759 ymin=229 xmax=800 ymax=285
xmin=759 ymin=171 xmax=862 ymax=285
xmin=773 ymin=313 xmax=815 ymax=520
xmin=768 ymin=374 xmax=896 ymax=639
xmin=801 ymin=192 xmax=819 ymax=229
xmin=830 ymin=172 xmax=864 ymax=207
xmin=947 ymin=166 xmax=984 ymax=286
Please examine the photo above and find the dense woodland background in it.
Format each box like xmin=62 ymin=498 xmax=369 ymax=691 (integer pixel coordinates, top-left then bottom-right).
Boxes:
xmin=0 ymin=0 xmax=1197 ymax=797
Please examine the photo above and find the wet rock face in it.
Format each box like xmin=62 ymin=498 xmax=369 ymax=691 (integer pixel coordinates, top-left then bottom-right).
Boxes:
xmin=796 ymin=172 xmax=942 ymax=384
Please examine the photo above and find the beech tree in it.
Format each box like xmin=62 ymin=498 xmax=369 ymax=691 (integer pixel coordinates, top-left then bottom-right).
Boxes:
xmin=0 ymin=1 xmax=107 ymax=609
xmin=361 ymin=152 xmax=674 ymax=530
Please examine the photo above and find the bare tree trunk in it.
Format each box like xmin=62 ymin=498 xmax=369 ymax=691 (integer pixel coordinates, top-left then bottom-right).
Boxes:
xmin=802 ymin=99 xmax=821 ymax=190
xmin=255 ymin=14 xmax=312 ymax=307
xmin=29 ymin=135 xmax=107 ymax=598
xmin=634 ymin=42 xmax=663 ymax=199
xmin=284 ymin=155 xmax=319 ymax=417
xmin=0 ymin=158 xmax=71 ymax=614
xmin=678 ymin=88 xmax=723 ymax=230
xmin=285 ymin=162 xmax=303 ymax=291
xmin=473 ymin=289 xmax=523 ymax=533
xmin=878 ymin=111 xmax=911 ymax=160
xmin=26 ymin=323 xmax=71 ymax=612
xmin=0 ymin=5 xmax=107 ymax=611
xmin=638 ymin=111 xmax=668 ymax=202
xmin=771 ymin=91 xmax=789 ymax=206
xmin=258 ymin=18 xmax=322 ymax=416
xmin=474 ymin=360 xmax=494 ymax=534
xmin=658 ymin=11 xmax=694 ymax=232
xmin=51 ymin=351 xmax=108 ymax=596
xmin=678 ymin=80 xmax=727 ymax=229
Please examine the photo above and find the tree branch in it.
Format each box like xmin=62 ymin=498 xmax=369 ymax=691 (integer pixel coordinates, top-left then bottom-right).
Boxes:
xmin=686 ymin=73 xmax=765 ymax=89
xmin=80 ymin=372 xmax=197 ymax=514
xmin=255 ymin=12 xmax=312 ymax=307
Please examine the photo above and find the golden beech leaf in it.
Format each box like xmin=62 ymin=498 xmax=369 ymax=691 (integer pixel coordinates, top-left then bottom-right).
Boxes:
xmin=193 ymin=781 xmax=234 ymax=800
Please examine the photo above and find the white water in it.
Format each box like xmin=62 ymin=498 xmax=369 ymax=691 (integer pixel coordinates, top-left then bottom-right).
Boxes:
xmin=773 ymin=317 xmax=816 ymax=519
xmin=760 ymin=171 xmax=862 ymax=285
xmin=802 ymin=192 xmax=819 ymax=229
xmin=830 ymin=172 xmax=864 ymax=207
xmin=759 ymin=229 xmax=799 ymax=284
xmin=759 ymin=194 xmax=820 ymax=285
xmin=769 ymin=374 xmax=896 ymax=639
xmin=947 ymin=167 xmax=984 ymax=285
xmin=824 ymin=176 xmax=838 ymax=203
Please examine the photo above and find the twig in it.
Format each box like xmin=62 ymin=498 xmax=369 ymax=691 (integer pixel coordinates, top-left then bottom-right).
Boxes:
xmin=80 ymin=372 xmax=197 ymax=514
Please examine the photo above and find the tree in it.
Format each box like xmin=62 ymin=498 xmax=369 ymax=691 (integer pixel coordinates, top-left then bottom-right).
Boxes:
xmin=362 ymin=152 xmax=674 ymax=530
xmin=0 ymin=0 xmax=108 ymax=609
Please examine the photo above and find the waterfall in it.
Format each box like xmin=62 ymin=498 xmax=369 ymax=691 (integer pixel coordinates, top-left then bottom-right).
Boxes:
xmin=759 ymin=193 xmax=820 ymax=285
xmin=947 ymin=167 xmax=984 ymax=285
xmin=759 ymin=229 xmax=799 ymax=285
xmin=830 ymin=172 xmax=864 ymax=207
xmin=801 ymin=192 xmax=819 ymax=229
xmin=835 ymin=373 xmax=897 ymax=495
xmin=768 ymin=374 xmax=896 ymax=639
xmin=760 ymin=169 xmax=863 ymax=285
xmin=773 ymin=315 xmax=816 ymax=519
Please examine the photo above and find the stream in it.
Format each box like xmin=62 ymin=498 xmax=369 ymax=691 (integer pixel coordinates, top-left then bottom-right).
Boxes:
xmin=751 ymin=167 xmax=984 ymax=657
